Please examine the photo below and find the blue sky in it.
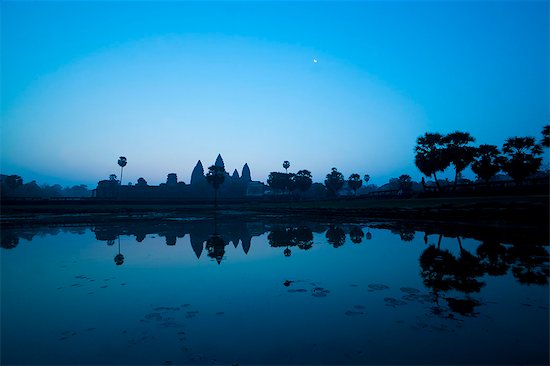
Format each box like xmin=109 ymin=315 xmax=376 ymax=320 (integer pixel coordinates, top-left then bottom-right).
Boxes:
xmin=1 ymin=1 xmax=548 ymax=187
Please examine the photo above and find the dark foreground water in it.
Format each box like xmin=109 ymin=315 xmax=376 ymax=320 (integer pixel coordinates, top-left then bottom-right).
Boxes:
xmin=1 ymin=217 xmax=548 ymax=365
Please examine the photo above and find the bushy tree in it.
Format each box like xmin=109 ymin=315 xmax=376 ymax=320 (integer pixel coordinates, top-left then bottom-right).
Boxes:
xmin=267 ymin=172 xmax=294 ymax=194
xmin=294 ymin=170 xmax=312 ymax=194
xmin=500 ymin=137 xmax=542 ymax=185
xmin=471 ymin=144 xmax=503 ymax=183
xmin=397 ymin=174 xmax=413 ymax=192
xmin=324 ymin=168 xmax=344 ymax=196
xmin=364 ymin=174 xmax=370 ymax=184
xmin=414 ymin=133 xmax=449 ymax=191
xmin=347 ymin=173 xmax=362 ymax=195
xmin=136 ymin=177 xmax=148 ymax=187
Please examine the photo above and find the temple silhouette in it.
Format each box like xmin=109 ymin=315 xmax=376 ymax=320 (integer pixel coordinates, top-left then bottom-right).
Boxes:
xmin=94 ymin=154 xmax=266 ymax=199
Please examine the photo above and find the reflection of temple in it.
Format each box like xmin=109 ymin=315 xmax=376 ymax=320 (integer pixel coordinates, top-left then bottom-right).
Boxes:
xmin=92 ymin=219 xmax=266 ymax=261
xmin=95 ymin=154 xmax=266 ymax=199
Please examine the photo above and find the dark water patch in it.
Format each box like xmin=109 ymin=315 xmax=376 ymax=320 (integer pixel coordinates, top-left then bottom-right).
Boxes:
xmin=100 ymin=285 xmax=108 ymax=288
xmin=154 ymin=306 xmax=180 ymax=311
xmin=283 ymin=280 xmax=293 ymax=287
xmin=400 ymin=287 xmax=420 ymax=294
xmin=345 ymin=310 xmax=364 ymax=316
xmin=353 ymin=305 xmax=365 ymax=309
xmin=216 ymin=312 xmax=224 ymax=315
xmin=368 ymin=284 xmax=389 ymax=292
xmin=288 ymin=289 xmax=307 ymax=293
xmin=312 ymin=287 xmax=330 ymax=297
xmin=384 ymin=297 xmax=407 ymax=307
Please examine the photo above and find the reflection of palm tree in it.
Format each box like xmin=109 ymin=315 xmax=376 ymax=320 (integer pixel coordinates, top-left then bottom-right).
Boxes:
xmin=349 ymin=226 xmax=364 ymax=244
xmin=284 ymin=247 xmax=291 ymax=257
xmin=365 ymin=227 xmax=372 ymax=240
xmin=1 ymin=232 xmax=19 ymax=249
xmin=420 ymin=245 xmax=456 ymax=293
xmin=476 ymin=240 xmax=509 ymax=276
xmin=114 ymin=236 xmax=124 ymax=266
xmin=294 ymin=226 xmax=313 ymax=250
xmin=326 ymin=226 xmax=346 ymax=248
xmin=117 ymin=156 xmax=127 ymax=186
xmin=206 ymin=234 xmax=226 ymax=264
xmin=507 ymin=244 xmax=549 ymax=285
xmin=205 ymin=212 xmax=227 ymax=264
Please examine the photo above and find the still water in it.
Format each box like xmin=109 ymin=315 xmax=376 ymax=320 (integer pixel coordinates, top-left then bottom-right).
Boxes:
xmin=1 ymin=217 xmax=548 ymax=365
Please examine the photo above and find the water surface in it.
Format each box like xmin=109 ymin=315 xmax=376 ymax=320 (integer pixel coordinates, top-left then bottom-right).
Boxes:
xmin=1 ymin=218 xmax=548 ymax=365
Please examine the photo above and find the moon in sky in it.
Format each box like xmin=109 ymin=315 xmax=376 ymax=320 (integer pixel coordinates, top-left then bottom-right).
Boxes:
xmin=313 ymin=58 xmax=318 ymax=64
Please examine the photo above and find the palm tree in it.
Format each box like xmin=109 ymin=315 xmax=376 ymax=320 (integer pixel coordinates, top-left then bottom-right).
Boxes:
xmin=441 ymin=131 xmax=476 ymax=190
xmin=500 ymin=137 xmax=543 ymax=185
xmin=117 ymin=156 xmax=127 ymax=186
xmin=414 ymin=133 xmax=449 ymax=191
xmin=471 ymin=144 xmax=503 ymax=184
xmin=364 ymin=174 xmax=370 ymax=185
xmin=283 ymin=160 xmax=290 ymax=173
xmin=347 ymin=173 xmax=362 ymax=195
xmin=206 ymin=165 xmax=226 ymax=208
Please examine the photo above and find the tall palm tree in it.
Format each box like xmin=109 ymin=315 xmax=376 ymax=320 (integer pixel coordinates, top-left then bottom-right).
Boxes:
xmin=206 ymin=165 xmax=226 ymax=209
xmin=283 ymin=160 xmax=290 ymax=173
xmin=471 ymin=144 xmax=503 ymax=184
xmin=441 ymin=131 xmax=476 ymax=190
xmin=347 ymin=173 xmax=362 ymax=195
xmin=501 ymin=137 xmax=543 ymax=185
xmin=117 ymin=156 xmax=127 ymax=186
xmin=414 ymin=133 xmax=449 ymax=191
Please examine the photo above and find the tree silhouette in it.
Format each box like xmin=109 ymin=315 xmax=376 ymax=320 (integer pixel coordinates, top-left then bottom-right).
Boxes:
xmin=363 ymin=174 xmax=370 ymax=185
xmin=294 ymin=170 xmax=312 ymax=196
xmin=206 ymin=234 xmax=226 ymax=264
xmin=397 ymin=174 xmax=413 ymax=193
xmin=476 ymin=239 xmax=509 ymax=276
xmin=267 ymin=172 xmax=294 ymax=194
xmin=109 ymin=174 xmax=118 ymax=182
xmin=206 ymin=165 xmax=226 ymax=208
xmin=136 ymin=177 xmax=148 ymax=187
xmin=500 ymin=137 xmax=542 ymax=185
xmin=507 ymin=244 xmax=549 ymax=285
xmin=349 ymin=226 xmax=365 ymax=244
xmin=441 ymin=132 xmax=476 ymax=189
xmin=414 ymin=133 xmax=449 ymax=191
xmin=347 ymin=173 xmax=362 ymax=195
xmin=114 ymin=236 xmax=124 ymax=266
xmin=283 ymin=160 xmax=290 ymax=173
xmin=117 ymin=156 xmax=127 ymax=186
xmin=471 ymin=144 xmax=503 ymax=183
xmin=325 ymin=167 xmax=344 ymax=196
xmin=542 ymin=125 xmax=549 ymax=148
xmin=326 ymin=225 xmax=346 ymax=248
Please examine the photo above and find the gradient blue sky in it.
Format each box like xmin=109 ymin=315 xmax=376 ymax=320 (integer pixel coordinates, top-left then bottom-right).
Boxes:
xmin=1 ymin=1 xmax=548 ymax=187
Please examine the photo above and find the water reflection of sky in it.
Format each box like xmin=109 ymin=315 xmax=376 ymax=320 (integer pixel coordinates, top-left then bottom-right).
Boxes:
xmin=1 ymin=221 xmax=548 ymax=365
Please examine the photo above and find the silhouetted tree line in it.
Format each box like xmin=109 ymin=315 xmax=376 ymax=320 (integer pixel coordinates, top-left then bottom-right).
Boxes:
xmin=415 ymin=126 xmax=549 ymax=191
xmin=0 ymin=174 xmax=91 ymax=198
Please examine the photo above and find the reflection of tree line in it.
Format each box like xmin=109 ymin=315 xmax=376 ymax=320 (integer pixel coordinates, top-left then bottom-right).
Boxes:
xmin=2 ymin=221 xmax=548 ymax=288
xmin=420 ymin=233 xmax=549 ymax=316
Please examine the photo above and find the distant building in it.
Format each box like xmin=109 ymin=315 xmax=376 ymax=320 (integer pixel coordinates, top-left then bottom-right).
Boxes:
xmin=94 ymin=154 xmax=265 ymax=200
